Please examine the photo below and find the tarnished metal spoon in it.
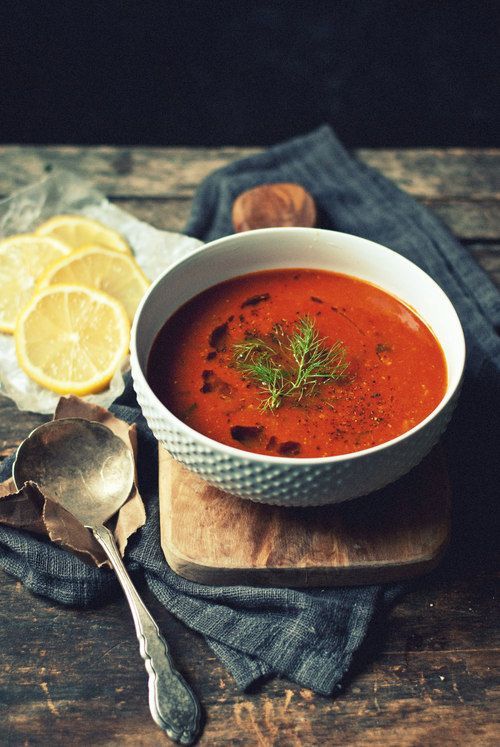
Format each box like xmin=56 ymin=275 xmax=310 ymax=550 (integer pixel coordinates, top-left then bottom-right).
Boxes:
xmin=13 ymin=417 xmax=201 ymax=745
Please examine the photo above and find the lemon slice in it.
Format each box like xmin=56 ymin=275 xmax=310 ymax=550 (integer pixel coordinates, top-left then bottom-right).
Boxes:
xmin=15 ymin=284 xmax=130 ymax=395
xmin=37 ymin=245 xmax=150 ymax=322
xmin=0 ymin=234 xmax=72 ymax=333
xmin=36 ymin=214 xmax=131 ymax=254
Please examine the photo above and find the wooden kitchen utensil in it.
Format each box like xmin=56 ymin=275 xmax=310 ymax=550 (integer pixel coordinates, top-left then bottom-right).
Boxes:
xmin=232 ymin=183 xmax=316 ymax=231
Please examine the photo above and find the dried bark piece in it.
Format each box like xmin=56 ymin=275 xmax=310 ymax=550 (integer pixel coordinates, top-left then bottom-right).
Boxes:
xmin=232 ymin=183 xmax=317 ymax=232
xmin=0 ymin=479 xmax=47 ymax=534
xmin=0 ymin=479 xmax=109 ymax=566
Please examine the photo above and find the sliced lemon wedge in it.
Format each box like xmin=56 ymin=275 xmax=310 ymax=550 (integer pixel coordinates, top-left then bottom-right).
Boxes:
xmin=0 ymin=234 xmax=72 ymax=333
xmin=37 ymin=245 xmax=150 ymax=322
xmin=36 ymin=214 xmax=131 ymax=254
xmin=15 ymin=284 xmax=130 ymax=395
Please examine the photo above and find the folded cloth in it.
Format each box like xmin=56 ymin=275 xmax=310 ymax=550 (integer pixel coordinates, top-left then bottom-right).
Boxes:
xmin=1 ymin=126 xmax=499 ymax=695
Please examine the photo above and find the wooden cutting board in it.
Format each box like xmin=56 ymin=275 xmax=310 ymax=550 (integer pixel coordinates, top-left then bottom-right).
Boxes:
xmin=158 ymin=446 xmax=451 ymax=587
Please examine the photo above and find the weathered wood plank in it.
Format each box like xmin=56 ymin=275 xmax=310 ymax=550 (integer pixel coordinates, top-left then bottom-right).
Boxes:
xmin=0 ymin=397 xmax=48 ymax=460
xmin=0 ymin=146 xmax=499 ymax=200
xmin=421 ymin=199 xmax=500 ymax=241
xmin=0 ymin=146 xmax=260 ymax=199
xmin=111 ymin=196 xmax=500 ymax=242
xmin=358 ymin=148 xmax=500 ymax=201
xmin=0 ymin=569 xmax=497 ymax=746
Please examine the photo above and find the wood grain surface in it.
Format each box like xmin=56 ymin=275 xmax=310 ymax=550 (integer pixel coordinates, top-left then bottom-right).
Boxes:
xmin=0 ymin=146 xmax=498 ymax=746
xmin=159 ymin=447 xmax=450 ymax=587
xmin=0 ymin=146 xmax=498 ymax=199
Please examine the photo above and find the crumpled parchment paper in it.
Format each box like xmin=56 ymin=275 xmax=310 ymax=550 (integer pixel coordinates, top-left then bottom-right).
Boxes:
xmin=0 ymin=169 xmax=203 ymax=414
xmin=0 ymin=396 xmax=146 ymax=567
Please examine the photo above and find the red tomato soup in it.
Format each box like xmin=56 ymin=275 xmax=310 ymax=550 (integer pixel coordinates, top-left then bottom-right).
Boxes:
xmin=147 ymin=269 xmax=447 ymax=458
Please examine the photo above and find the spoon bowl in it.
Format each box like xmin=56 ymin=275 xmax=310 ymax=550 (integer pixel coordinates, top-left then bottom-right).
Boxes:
xmin=13 ymin=418 xmax=134 ymax=527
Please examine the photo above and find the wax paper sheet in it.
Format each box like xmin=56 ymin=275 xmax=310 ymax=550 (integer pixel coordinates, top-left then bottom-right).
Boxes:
xmin=0 ymin=170 xmax=203 ymax=414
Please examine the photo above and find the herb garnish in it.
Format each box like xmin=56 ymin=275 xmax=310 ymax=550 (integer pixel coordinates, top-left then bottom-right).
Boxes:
xmin=233 ymin=316 xmax=350 ymax=411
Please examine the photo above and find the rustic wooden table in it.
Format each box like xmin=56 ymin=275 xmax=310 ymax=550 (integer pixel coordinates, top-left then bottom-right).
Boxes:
xmin=0 ymin=147 xmax=498 ymax=746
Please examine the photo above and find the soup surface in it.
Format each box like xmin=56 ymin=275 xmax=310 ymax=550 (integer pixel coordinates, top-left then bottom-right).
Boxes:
xmin=147 ymin=269 xmax=447 ymax=458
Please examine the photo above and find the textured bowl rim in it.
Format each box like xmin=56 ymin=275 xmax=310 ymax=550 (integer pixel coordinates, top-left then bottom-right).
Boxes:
xmin=131 ymin=227 xmax=466 ymax=466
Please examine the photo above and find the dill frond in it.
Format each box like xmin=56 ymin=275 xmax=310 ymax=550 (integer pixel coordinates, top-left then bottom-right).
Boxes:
xmin=233 ymin=315 xmax=350 ymax=411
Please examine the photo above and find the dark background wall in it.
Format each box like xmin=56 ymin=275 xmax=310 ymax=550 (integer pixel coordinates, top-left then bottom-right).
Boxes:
xmin=1 ymin=0 xmax=498 ymax=147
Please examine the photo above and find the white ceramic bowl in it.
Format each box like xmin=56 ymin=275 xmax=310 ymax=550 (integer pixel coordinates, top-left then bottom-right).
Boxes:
xmin=131 ymin=228 xmax=465 ymax=506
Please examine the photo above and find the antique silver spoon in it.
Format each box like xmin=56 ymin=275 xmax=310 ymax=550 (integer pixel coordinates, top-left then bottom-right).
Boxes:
xmin=13 ymin=417 xmax=201 ymax=745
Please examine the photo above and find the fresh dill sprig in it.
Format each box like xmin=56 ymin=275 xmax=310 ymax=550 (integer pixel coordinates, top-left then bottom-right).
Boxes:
xmin=288 ymin=317 xmax=349 ymax=399
xmin=233 ymin=316 xmax=350 ymax=411
xmin=233 ymin=337 xmax=275 ymax=362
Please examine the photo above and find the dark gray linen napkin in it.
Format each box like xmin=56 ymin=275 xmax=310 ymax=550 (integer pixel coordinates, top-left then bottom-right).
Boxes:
xmin=1 ymin=126 xmax=499 ymax=695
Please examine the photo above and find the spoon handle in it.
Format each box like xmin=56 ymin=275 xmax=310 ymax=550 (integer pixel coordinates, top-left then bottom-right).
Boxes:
xmin=92 ymin=524 xmax=201 ymax=745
